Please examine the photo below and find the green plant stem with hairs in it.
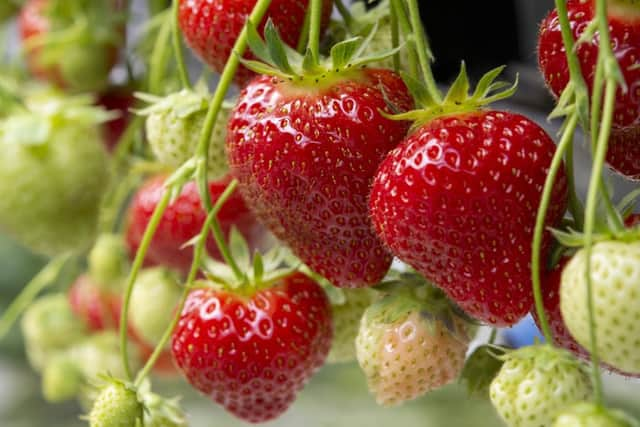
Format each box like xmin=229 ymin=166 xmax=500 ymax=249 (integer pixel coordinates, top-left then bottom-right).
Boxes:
xmin=172 ymin=0 xmax=192 ymax=90
xmin=389 ymin=0 xmax=401 ymax=72
xmin=405 ymin=0 xmax=441 ymax=102
xmin=390 ymin=0 xmax=419 ymax=80
xmin=530 ymin=112 xmax=579 ymax=343
xmin=134 ymin=181 xmax=239 ymax=386
xmin=308 ymin=0 xmax=323 ymax=62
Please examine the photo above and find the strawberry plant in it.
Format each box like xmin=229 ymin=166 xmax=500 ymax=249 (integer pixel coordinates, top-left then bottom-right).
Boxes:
xmin=1 ymin=0 xmax=640 ymax=425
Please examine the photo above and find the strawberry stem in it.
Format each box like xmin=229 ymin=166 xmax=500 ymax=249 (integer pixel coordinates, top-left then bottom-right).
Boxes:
xmin=120 ymin=188 xmax=172 ymax=381
xmin=192 ymin=0 xmax=274 ymax=209
xmin=307 ymin=0 xmax=323 ymax=63
xmin=390 ymin=0 xmax=419 ymax=78
xmin=296 ymin=7 xmax=311 ymax=53
xmin=333 ymin=0 xmax=354 ymax=29
xmin=133 ymin=180 xmax=239 ymax=387
xmin=172 ymin=0 xmax=192 ymax=90
xmin=148 ymin=9 xmax=173 ymax=94
xmin=389 ymin=0 xmax=401 ymax=72
xmin=564 ymin=138 xmax=584 ymax=229
xmin=0 ymin=254 xmax=74 ymax=340
xmin=405 ymin=0 xmax=442 ymax=103
xmin=531 ymin=112 xmax=579 ymax=345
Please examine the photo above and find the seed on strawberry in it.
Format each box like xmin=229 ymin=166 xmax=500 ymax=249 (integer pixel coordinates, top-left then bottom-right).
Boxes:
xmin=489 ymin=345 xmax=593 ymax=427
xmin=88 ymin=379 xmax=143 ymax=427
xmin=356 ymin=282 xmax=470 ymax=407
xmin=328 ymin=288 xmax=377 ymax=364
xmin=560 ymin=241 xmax=640 ymax=375
xmin=553 ymin=402 xmax=640 ymax=427
xmin=137 ymin=90 xmax=233 ymax=179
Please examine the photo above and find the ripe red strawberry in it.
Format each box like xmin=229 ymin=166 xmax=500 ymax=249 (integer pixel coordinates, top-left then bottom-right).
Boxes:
xmin=370 ymin=109 xmax=568 ymax=326
xmin=538 ymin=0 xmax=640 ymax=179
xmin=171 ymin=272 xmax=332 ymax=423
xmin=125 ymin=175 xmax=269 ymax=277
xmin=533 ymin=257 xmax=640 ymax=378
xmin=18 ymin=0 xmax=125 ymax=92
xmin=96 ymin=87 xmax=135 ymax=152
xmin=227 ymin=69 xmax=412 ymax=288
xmin=68 ymin=274 xmax=121 ymax=332
xmin=178 ymin=0 xmax=334 ymax=86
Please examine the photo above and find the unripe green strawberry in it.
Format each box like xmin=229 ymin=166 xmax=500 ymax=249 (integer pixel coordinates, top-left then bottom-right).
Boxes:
xmin=328 ymin=288 xmax=376 ymax=363
xmin=356 ymin=283 xmax=470 ymax=407
xmin=88 ymin=233 xmax=128 ymax=290
xmin=553 ymin=402 xmax=640 ymax=427
xmin=21 ymin=293 xmax=87 ymax=370
xmin=560 ymin=241 xmax=640 ymax=374
xmin=0 ymin=95 xmax=110 ymax=256
xmin=489 ymin=345 xmax=593 ymax=427
xmin=88 ymin=379 xmax=143 ymax=427
xmin=138 ymin=90 xmax=232 ymax=179
xmin=41 ymin=354 xmax=83 ymax=402
xmin=129 ymin=267 xmax=181 ymax=346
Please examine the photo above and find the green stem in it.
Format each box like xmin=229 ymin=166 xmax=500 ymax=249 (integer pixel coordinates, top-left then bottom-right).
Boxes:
xmin=389 ymin=0 xmax=401 ymax=72
xmin=583 ymin=80 xmax=616 ymax=406
xmin=390 ymin=0 xmax=418 ymax=79
xmin=148 ymin=0 xmax=168 ymax=15
xmin=531 ymin=113 xmax=579 ymax=344
xmin=119 ymin=190 xmax=171 ymax=381
xmin=308 ymin=0 xmax=323 ymax=62
xmin=172 ymin=0 xmax=192 ymax=90
xmin=488 ymin=328 xmax=498 ymax=345
xmin=405 ymin=0 xmax=442 ymax=102
xmin=192 ymin=0 xmax=274 ymax=211
xmin=555 ymin=0 xmax=588 ymax=94
xmin=297 ymin=6 xmax=311 ymax=54
xmin=333 ymin=0 xmax=354 ymax=29
xmin=0 ymin=254 xmax=72 ymax=340
xmin=564 ymin=135 xmax=584 ymax=229
xmin=133 ymin=180 xmax=239 ymax=386
xmin=148 ymin=10 xmax=173 ymax=94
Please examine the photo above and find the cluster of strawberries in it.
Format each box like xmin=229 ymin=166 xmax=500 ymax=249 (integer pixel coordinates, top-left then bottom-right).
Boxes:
xmin=0 ymin=0 xmax=639 ymax=426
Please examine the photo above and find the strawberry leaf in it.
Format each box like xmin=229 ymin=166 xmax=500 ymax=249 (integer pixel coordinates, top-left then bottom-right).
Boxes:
xmin=444 ymin=62 xmax=470 ymax=104
xmin=460 ymin=344 xmax=506 ymax=399
xmin=330 ymin=37 xmax=362 ymax=70
xmin=264 ymin=20 xmax=294 ymax=75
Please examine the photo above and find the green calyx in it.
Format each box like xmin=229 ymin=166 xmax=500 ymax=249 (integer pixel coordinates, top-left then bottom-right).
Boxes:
xmin=0 ymin=94 xmax=115 ymax=147
xmin=499 ymin=344 xmax=589 ymax=375
xmin=135 ymin=87 xmax=209 ymax=119
xmin=138 ymin=379 xmax=188 ymax=427
xmin=460 ymin=344 xmax=507 ymax=399
xmin=366 ymin=271 xmax=469 ymax=341
xmin=242 ymin=18 xmax=402 ymax=87
xmin=392 ymin=63 xmax=518 ymax=130
xmin=202 ymin=228 xmax=297 ymax=297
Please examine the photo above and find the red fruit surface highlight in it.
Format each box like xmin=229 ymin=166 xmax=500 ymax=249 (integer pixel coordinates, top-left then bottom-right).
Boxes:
xmin=171 ymin=273 xmax=332 ymax=423
xmin=125 ymin=175 xmax=268 ymax=277
xmin=178 ymin=0 xmax=334 ymax=87
xmin=226 ymin=70 xmax=413 ymax=288
xmin=370 ymin=111 xmax=568 ymax=326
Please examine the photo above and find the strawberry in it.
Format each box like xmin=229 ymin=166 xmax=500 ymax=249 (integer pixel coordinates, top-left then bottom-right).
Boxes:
xmin=355 ymin=278 xmax=470 ymax=407
xmin=328 ymin=288 xmax=377 ymax=363
xmin=370 ymin=68 xmax=568 ymax=325
xmin=68 ymin=274 xmax=121 ymax=332
xmin=553 ymin=402 xmax=640 ymax=427
xmin=18 ymin=0 xmax=125 ymax=92
xmin=136 ymin=90 xmax=233 ymax=180
xmin=88 ymin=378 xmax=144 ymax=427
xmin=87 ymin=233 xmax=129 ymax=290
xmin=560 ymin=241 xmax=640 ymax=375
xmin=129 ymin=267 xmax=181 ymax=347
xmin=96 ymin=87 xmax=135 ymax=152
xmin=125 ymin=174 xmax=269 ymax=277
xmin=0 ymin=95 xmax=111 ymax=257
xmin=489 ymin=345 xmax=593 ymax=427
xmin=41 ymin=354 xmax=83 ymax=402
xmin=171 ymin=239 xmax=332 ymax=423
xmin=538 ymin=0 xmax=640 ymax=179
xmin=178 ymin=0 xmax=334 ymax=86
xmin=533 ymin=257 xmax=640 ymax=378
xmin=21 ymin=293 xmax=88 ymax=370
xmin=226 ymin=25 xmax=413 ymax=288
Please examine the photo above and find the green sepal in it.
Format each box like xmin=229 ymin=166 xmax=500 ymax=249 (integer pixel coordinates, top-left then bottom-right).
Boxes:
xmin=499 ymin=344 xmax=590 ymax=376
xmin=264 ymin=20 xmax=296 ymax=75
xmin=330 ymin=37 xmax=362 ymax=70
xmin=1 ymin=114 xmax=52 ymax=146
xmin=460 ymin=344 xmax=507 ymax=399
xmin=134 ymin=89 xmax=209 ymax=119
xmin=444 ymin=62 xmax=471 ymax=104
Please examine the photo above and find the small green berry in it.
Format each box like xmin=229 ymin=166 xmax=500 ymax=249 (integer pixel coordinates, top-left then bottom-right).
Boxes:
xmin=88 ymin=233 xmax=128 ymax=289
xmin=88 ymin=379 xmax=143 ymax=427
xmin=41 ymin=354 xmax=83 ymax=402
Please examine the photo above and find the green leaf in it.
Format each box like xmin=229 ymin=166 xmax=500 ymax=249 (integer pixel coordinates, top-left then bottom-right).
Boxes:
xmin=460 ymin=345 xmax=506 ymax=399
xmin=245 ymin=18 xmax=271 ymax=64
xmin=444 ymin=62 xmax=470 ymax=105
xmin=399 ymin=71 xmax=435 ymax=107
xmin=240 ymin=58 xmax=291 ymax=79
xmin=471 ymin=65 xmax=506 ymax=100
xmin=330 ymin=36 xmax=362 ymax=69
xmin=264 ymin=20 xmax=294 ymax=75
xmin=229 ymin=227 xmax=251 ymax=272
xmin=1 ymin=114 xmax=51 ymax=146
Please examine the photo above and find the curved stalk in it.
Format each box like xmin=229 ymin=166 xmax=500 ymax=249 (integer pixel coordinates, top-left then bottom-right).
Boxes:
xmin=172 ymin=0 xmax=192 ymax=90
